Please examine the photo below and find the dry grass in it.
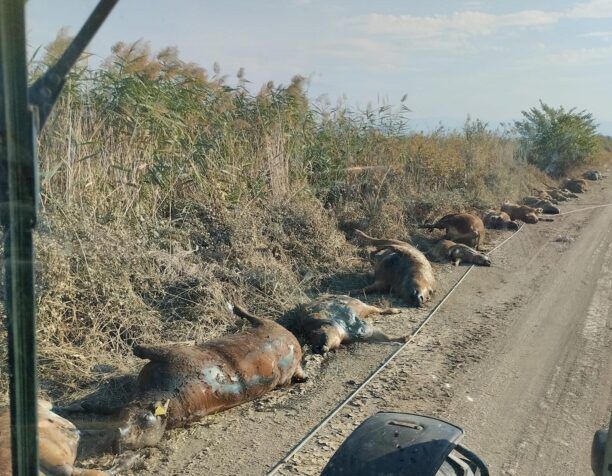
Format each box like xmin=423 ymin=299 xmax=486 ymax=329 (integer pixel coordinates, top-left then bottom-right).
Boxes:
xmin=0 ymin=36 xmax=597 ymax=406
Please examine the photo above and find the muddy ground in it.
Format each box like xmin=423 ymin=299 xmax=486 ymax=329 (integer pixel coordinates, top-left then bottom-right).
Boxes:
xmin=117 ymin=178 xmax=612 ymax=476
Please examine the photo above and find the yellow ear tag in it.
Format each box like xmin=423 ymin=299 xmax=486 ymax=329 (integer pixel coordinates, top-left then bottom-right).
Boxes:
xmin=154 ymin=405 xmax=167 ymax=416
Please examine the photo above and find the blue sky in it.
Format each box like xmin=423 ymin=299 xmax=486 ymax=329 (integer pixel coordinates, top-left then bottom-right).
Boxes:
xmin=26 ymin=0 xmax=612 ymax=133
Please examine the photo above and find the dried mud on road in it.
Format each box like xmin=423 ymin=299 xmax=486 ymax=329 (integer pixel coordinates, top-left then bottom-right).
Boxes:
xmin=132 ymin=179 xmax=612 ymax=476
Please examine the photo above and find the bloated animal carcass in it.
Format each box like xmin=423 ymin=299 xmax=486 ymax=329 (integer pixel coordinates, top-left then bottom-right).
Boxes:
xmin=562 ymin=178 xmax=588 ymax=193
xmin=285 ymin=295 xmax=406 ymax=353
xmin=0 ymin=400 xmax=118 ymax=476
xmin=73 ymin=305 xmax=306 ymax=451
xmin=426 ymin=239 xmax=491 ymax=266
xmin=501 ymin=203 xmax=542 ymax=224
xmin=354 ymin=230 xmax=435 ymax=307
xmin=521 ymin=196 xmax=560 ymax=214
xmin=582 ymin=170 xmax=604 ymax=181
xmin=482 ymin=210 xmax=520 ymax=230
xmin=418 ymin=213 xmax=485 ymax=249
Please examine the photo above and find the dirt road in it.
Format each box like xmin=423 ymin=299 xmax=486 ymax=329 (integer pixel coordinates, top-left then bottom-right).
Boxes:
xmin=137 ymin=179 xmax=612 ymax=476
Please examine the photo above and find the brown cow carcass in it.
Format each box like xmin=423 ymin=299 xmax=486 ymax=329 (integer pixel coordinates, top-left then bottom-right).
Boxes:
xmin=73 ymin=305 xmax=306 ymax=451
xmin=354 ymin=230 xmax=435 ymax=307
xmin=482 ymin=210 xmax=520 ymax=231
xmin=501 ymin=203 xmax=543 ymax=224
xmin=521 ymin=196 xmax=560 ymax=214
xmin=418 ymin=213 xmax=485 ymax=249
xmin=0 ymin=400 xmax=118 ymax=476
xmin=562 ymin=178 xmax=588 ymax=193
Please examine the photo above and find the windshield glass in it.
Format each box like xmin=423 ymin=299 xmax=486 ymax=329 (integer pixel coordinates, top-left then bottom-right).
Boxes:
xmin=1 ymin=1 xmax=611 ymax=475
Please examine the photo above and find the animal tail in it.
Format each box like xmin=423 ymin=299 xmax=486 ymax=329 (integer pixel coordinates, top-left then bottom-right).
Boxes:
xmin=354 ymin=229 xmax=412 ymax=247
xmin=370 ymin=243 xmax=410 ymax=254
xmin=133 ymin=344 xmax=171 ymax=362
xmin=231 ymin=304 xmax=264 ymax=327
xmin=417 ymin=223 xmax=440 ymax=230
xmin=539 ymin=217 xmax=555 ymax=222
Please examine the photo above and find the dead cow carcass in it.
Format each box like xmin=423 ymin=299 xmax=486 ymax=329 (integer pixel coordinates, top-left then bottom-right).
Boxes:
xmin=582 ymin=170 xmax=604 ymax=181
xmin=286 ymin=294 xmax=406 ymax=353
xmin=354 ymin=230 xmax=435 ymax=307
xmin=482 ymin=210 xmax=520 ymax=231
xmin=79 ymin=305 xmax=306 ymax=451
xmin=562 ymin=178 xmax=588 ymax=193
xmin=426 ymin=239 xmax=491 ymax=266
xmin=521 ymin=196 xmax=560 ymax=214
xmin=418 ymin=213 xmax=485 ymax=249
xmin=501 ymin=203 xmax=541 ymax=224
xmin=0 ymin=400 xmax=120 ymax=476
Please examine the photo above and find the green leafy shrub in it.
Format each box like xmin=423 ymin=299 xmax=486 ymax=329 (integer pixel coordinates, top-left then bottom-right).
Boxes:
xmin=514 ymin=101 xmax=599 ymax=176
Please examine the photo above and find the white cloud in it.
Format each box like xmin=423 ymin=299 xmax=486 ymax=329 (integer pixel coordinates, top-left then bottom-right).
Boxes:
xmin=566 ymin=0 xmax=612 ymax=18
xmin=314 ymin=37 xmax=407 ymax=72
xmin=317 ymin=0 xmax=612 ymax=76
xmin=343 ymin=1 xmax=612 ymax=44
xmin=344 ymin=10 xmax=561 ymax=40
xmin=579 ymin=30 xmax=612 ymax=38
xmin=545 ymin=45 xmax=612 ymax=65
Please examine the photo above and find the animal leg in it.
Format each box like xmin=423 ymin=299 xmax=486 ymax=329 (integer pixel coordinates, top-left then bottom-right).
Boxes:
xmin=364 ymin=329 xmax=407 ymax=344
xmin=292 ymin=364 xmax=308 ymax=383
xmin=74 ymin=452 xmax=142 ymax=476
xmin=360 ymin=280 xmax=389 ymax=295
xmin=360 ymin=303 xmax=401 ymax=317
xmin=378 ymin=307 xmax=401 ymax=315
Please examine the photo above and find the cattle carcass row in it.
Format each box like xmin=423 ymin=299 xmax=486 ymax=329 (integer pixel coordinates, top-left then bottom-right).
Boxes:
xmin=562 ymin=178 xmax=588 ymax=193
xmin=521 ymin=196 xmax=560 ymax=214
xmin=285 ymin=295 xmax=406 ymax=353
xmin=418 ymin=213 xmax=485 ymax=249
xmin=77 ymin=305 xmax=306 ymax=451
xmin=426 ymin=239 xmax=491 ymax=267
xmin=482 ymin=210 xmax=520 ymax=231
xmin=0 ymin=400 xmax=123 ymax=476
xmin=354 ymin=230 xmax=435 ymax=307
xmin=583 ymin=170 xmax=604 ymax=181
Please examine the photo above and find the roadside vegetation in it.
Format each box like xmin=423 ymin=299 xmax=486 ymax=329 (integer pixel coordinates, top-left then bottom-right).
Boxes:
xmin=515 ymin=101 xmax=600 ymax=176
xmin=0 ymin=33 xmax=609 ymax=404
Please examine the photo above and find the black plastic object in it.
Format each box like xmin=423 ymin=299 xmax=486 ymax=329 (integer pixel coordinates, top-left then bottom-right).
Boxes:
xmin=321 ymin=412 xmax=465 ymax=476
xmin=591 ymin=428 xmax=608 ymax=476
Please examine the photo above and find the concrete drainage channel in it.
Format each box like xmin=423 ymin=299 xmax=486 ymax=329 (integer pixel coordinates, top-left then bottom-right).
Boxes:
xmin=266 ymin=224 xmax=526 ymax=475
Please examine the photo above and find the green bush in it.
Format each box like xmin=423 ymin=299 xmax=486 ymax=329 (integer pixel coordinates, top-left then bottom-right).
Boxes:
xmin=514 ymin=101 xmax=599 ymax=176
